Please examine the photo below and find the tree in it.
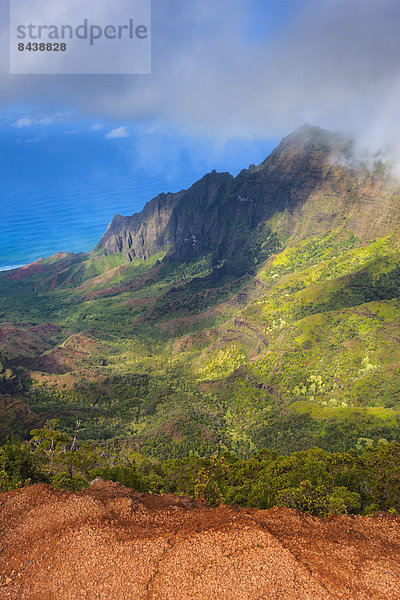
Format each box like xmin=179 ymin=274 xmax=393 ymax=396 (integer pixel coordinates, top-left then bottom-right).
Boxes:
xmin=360 ymin=441 xmax=400 ymax=511
xmin=30 ymin=420 xmax=71 ymax=475
xmin=0 ymin=440 xmax=42 ymax=490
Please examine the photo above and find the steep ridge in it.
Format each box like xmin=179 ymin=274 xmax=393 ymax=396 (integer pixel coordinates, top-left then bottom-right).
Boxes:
xmin=96 ymin=125 xmax=352 ymax=265
xmin=1 ymin=480 xmax=399 ymax=600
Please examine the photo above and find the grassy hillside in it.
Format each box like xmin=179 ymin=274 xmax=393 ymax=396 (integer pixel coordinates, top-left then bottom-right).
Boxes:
xmin=1 ymin=127 xmax=400 ymax=457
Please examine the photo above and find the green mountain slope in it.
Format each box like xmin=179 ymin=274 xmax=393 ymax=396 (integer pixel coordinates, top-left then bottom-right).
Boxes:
xmin=1 ymin=125 xmax=400 ymax=456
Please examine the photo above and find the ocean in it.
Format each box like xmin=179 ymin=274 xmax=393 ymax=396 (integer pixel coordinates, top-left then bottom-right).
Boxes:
xmin=0 ymin=170 xmax=172 ymax=271
xmin=0 ymin=127 xmax=277 ymax=272
xmin=0 ymin=132 xmax=203 ymax=271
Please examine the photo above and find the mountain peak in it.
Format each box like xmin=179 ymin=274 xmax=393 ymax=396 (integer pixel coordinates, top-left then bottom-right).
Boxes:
xmin=95 ymin=125 xmax=356 ymax=265
xmin=257 ymin=124 xmax=348 ymax=167
xmin=282 ymin=123 xmax=343 ymax=145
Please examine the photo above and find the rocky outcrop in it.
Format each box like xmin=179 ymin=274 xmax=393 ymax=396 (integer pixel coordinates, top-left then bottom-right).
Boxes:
xmin=97 ymin=191 xmax=182 ymax=259
xmin=96 ymin=170 xmax=235 ymax=262
xmin=1 ymin=481 xmax=399 ymax=599
xmin=95 ymin=125 xmax=351 ymax=264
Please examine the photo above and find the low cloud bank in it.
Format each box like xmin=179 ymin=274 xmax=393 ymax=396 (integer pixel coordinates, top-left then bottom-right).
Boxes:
xmin=1 ymin=0 xmax=400 ymax=164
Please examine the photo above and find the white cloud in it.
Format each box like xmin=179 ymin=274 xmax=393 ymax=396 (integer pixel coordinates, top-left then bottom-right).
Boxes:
xmin=12 ymin=112 xmax=70 ymax=128
xmin=2 ymin=0 xmax=400 ymax=163
xmin=90 ymin=123 xmax=103 ymax=131
xmin=105 ymin=126 xmax=129 ymax=139
xmin=39 ymin=111 xmax=70 ymax=125
xmin=16 ymin=133 xmax=46 ymax=144
xmin=14 ymin=118 xmax=32 ymax=128
xmin=39 ymin=116 xmax=55 ymax=125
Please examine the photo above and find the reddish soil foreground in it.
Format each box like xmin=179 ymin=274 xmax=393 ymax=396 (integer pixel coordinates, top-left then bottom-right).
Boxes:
xmin=0 ymin=480 xmax=400 ymax=600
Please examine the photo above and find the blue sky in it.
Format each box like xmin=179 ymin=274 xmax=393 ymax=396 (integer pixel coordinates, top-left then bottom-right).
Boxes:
xmin=1 ymin=0 xmax=399 ymax=268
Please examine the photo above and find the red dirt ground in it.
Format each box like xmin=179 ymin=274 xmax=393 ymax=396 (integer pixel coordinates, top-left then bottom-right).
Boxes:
xmin=1 ymin=480 xmax=399 ymax=599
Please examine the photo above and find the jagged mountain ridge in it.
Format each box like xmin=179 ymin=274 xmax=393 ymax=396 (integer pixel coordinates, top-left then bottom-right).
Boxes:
xmin=96 ymin=125 xmax=351 ymax=264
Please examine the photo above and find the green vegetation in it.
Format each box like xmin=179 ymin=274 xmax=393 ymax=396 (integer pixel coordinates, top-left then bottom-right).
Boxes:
xmin=2 ymin=227 xmax=400 ymax=458
xmin=2 ymin=131 xmax=400 ymax=473
xmin=1 ymin=422 xmax=399 ymax=517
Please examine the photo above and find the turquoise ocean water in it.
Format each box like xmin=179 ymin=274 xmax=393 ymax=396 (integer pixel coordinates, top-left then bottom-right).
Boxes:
xmin=0 ymin=127 xmax=276 ymax=271
xmin=0 ymin=132 xmax=200 ymax=271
